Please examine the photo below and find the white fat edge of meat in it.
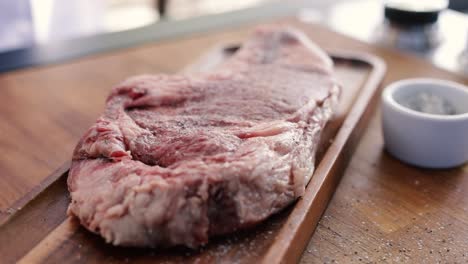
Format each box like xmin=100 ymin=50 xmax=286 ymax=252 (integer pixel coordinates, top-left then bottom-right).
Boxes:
xmin=302 ymin=89 xmax=339 ymax=187
xmin=235 ymin=120 xmax=297 ymax=139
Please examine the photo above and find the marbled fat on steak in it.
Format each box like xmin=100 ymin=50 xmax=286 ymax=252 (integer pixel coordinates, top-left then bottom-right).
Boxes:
xmin=67 ymin=26 xmax=340 ymax=248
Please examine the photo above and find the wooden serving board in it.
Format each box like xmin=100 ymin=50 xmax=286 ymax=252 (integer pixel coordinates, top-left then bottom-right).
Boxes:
xmin=0 ymin=46 xmax=385 ymax=264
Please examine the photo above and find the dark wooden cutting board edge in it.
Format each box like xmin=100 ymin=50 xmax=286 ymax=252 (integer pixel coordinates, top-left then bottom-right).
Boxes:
xmin=0 ymin=47 xmax=386 ymax=264
xmin=263 ymin=49 xmax=386 ymax=263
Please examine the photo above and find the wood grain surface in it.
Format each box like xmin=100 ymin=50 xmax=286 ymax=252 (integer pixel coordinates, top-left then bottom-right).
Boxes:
xmin=0 ymin=18 xmax=467 ymax=263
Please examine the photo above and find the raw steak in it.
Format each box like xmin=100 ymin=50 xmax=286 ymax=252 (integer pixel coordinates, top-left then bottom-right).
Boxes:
xmin=68 ymin=26 xmax=340 ymax=248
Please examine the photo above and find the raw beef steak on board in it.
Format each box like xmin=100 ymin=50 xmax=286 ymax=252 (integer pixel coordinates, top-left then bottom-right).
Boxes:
xmin=68 ymin=25 xmax=340 ymax=248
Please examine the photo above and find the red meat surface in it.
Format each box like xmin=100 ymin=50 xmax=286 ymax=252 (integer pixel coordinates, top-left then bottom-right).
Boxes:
xmin=68 ymin=26 xmax=339 ymax=248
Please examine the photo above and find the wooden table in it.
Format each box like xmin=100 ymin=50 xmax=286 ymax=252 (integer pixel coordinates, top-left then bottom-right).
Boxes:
xmin=0 ymin=18 xmax=467 ymax=263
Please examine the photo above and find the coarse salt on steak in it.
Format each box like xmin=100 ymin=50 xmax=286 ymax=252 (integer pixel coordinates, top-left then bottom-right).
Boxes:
xmin=67 ymin=26 xmax=340 ymax=248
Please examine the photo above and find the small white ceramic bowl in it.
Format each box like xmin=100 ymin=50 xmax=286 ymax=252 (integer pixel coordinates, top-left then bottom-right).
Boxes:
xmin=381 ymin=78 xmax=468 ymax=169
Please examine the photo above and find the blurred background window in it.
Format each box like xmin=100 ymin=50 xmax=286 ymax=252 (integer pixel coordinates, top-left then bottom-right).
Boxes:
xmin=0 ymin=0 xmax=275 ymax=52
xmin=0 ymin=0 xmax=467 ymax=73
xmin=0 ymin=0 xmax=34 ymax=51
